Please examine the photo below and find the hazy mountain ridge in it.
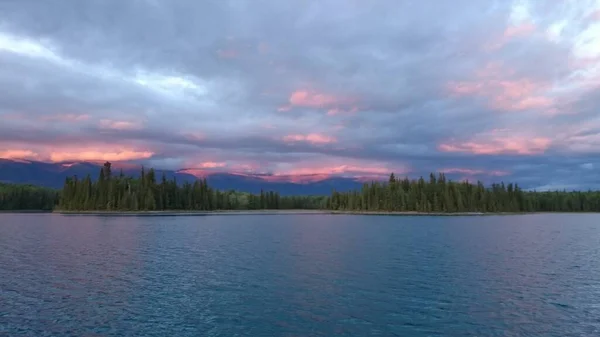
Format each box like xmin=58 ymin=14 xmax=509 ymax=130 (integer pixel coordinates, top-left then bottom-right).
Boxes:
xmin=0 ymin=159 xmax=363 ymax=195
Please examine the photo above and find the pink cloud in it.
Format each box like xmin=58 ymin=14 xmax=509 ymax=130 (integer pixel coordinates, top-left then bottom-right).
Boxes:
xmin=289 ymin=90 xmax=340 ymax=107
xmin=177 ymin=157 xmax=408 ymax=183
xmin=439 ymin=135 xmax=551 ymax=155
xmin=282 ymin=133 xmax=337 ymax=144
xmin=180 ymin=168 xmax=257 ymax=179
xmin=4 ymin=113 xmax=90 ymax=122
xmin=327 ymin=106 xmax=359 ymax=115
xmin=42 ymin=114 xmax=90 ymax=122
xmin=279 ymin=89 xmax=359 ymax=114
xmin=49 ymin=149 xmax=154 ymax=162
xmin=504 ymin=22 xmax=536 ymax=39
xmin=0 ymin=142 xmax=155 ymax=163
xmin=590 ymin=10 xmax=600 ymax=21
xmin=447 ymin=62 xmax=556 ymax=113
xmin=260 ymin=164 xmax=404 ymax=183
xmin=179 ymin=156 xmax=408 ymax=183
xmin=2 ymin=113 xmax=26 ymax=120
xmin=485 ymin=22 xmax=536 ymax=51
xmin=231 ymin=163 xmax=261 ymax=171
xmin=180 ymin=169 xmax=337 ymax=183
xmin=198 ymin=161 xmax=226 ymax=168
xmin=99 ymin=119 xmax=142 ymax=131
xmin=0 ymin=150 xmax=40 ymax=160
xmin=280 ymin=165 xmax=391 ymax=176
xmin=498 ymin=95 xmax=554 ymax=111
xmin=178 ymin=160 xmax=262 ymax=178
xmin=177 ymin=169 xmax=210 ymax=178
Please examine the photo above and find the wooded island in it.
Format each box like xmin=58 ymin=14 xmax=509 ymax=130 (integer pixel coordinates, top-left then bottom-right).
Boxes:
xmin=2 ymin=161 xmax=600 ymax=213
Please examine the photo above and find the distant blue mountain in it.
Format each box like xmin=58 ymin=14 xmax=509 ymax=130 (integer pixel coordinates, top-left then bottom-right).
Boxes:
xmin=0 ymin=159 xmax=364 ymax=195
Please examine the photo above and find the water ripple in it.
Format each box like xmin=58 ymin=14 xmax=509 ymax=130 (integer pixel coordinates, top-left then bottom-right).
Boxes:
xmin=1 ymin=213 xmax=600 ymax=336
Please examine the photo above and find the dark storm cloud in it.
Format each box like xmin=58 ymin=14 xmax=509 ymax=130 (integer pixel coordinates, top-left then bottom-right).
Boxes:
xmin=1 ymin=0 xmax=600 ymax=187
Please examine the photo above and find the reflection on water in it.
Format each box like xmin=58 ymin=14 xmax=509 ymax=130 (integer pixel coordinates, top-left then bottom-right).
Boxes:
xmin=1 ymin=213 xmax=600 ymax=336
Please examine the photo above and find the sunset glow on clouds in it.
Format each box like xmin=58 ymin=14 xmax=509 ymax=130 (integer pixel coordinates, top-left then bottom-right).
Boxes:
xmin=0 ymin=150 xmax=40 ymax=161
xmin=48 ymin=150 xmax=154 ymax=163
xmin=2 ymin=0 xmax=600 ymax=189
xmin=485 ymin=22 xmax=537 ymax=51
xmin=439 ymin=131 xmax=552 ymax=156
xmin=282 ymin=133 xmax=337 ymax=144
xmin=0 ymin=143 xmax=154 ymax=163
xmin=99 ymin=119 xmax=143 ymax=131
xmin=179 ymin=156 xmax=404 ymax=182
xmin=41 ymin=114 xmax=91 ymax=122
xmin=447 ymin=62 xmax=556 ymax=113
xmin=263 ymin=161 xmax=405 ymax=183
xmin=279 ymin=90 xmax=359 ymax=115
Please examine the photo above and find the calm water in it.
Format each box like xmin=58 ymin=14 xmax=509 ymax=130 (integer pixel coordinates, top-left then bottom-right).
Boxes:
xmin=2 ymin=214 xmax=600 ymax=336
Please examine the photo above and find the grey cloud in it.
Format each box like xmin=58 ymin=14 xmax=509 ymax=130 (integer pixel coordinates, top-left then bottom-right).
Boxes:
xmin=1 ymin=0 xmax=599 ymax=189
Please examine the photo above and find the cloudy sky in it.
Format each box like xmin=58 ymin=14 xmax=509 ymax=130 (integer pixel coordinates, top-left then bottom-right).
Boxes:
xmin=1 ymin=0 xmax=599 ymax=189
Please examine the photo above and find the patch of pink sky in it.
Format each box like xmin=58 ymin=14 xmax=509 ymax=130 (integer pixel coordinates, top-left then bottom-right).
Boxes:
xmin=99 ymin=119 xmax=143 ymax=131
xmin=0 ymin=141 xmax=155 ymax=163
xmin=447 ymin=61 xmax=556 ymax=113
xmin=278 ymin=89 xmax=359 ymax=115
xmin=42 ymin=114 xmax=91 ymax=122
xmin=282 ymin=133 xmax=337 ymax=144
xmin=485 ymin=22 xmax=536 ymax=51
xmin=439 ymin=135 xmax=551 ymax=155
xmin=180 ymin=159 xmax=407 ymax=183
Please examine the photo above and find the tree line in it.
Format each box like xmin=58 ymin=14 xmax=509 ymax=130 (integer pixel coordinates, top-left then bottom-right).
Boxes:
xmin=328 ymin=173 xmax=600 ymax=213
xmin=3 ymin=162 xmax=600 ymax=213
xmin=0 ymin=183 xmax=58 ymax=210
xmin=58 ymin=162 xmax=326 ymax=211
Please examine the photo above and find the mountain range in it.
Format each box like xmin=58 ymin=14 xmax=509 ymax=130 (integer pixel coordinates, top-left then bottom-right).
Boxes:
xmin=0 ymin=159 xmax=364 ymax=195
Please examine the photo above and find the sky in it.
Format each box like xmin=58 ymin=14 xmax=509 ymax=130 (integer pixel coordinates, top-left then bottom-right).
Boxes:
xmin=0 ymin=0 xmax=600 ymax=189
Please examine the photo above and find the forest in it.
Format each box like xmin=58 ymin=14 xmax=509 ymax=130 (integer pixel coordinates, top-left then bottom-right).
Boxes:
xmin=57 ymin=162 xmax=327 ymax=211
xmin=0 ymin=183 xmax=58 ymax=211
xmin=2 ymin=161 xmax=600 ymax=213
xmin=328 ymin=173 xmax=600 ymax=213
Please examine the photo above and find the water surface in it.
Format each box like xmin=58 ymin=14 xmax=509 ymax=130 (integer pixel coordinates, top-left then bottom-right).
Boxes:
xmin=2 ymin=213 xmax=600 ymax=336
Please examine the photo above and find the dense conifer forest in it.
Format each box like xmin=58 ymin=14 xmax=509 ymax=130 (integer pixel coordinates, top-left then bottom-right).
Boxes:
xmin=328 ymin=173 xmax=600 ymax=212
xmin=0 ymin=183 xmax=58 ymax=210
xmin=2 ymin=162 xmax=600 ymax=213
xmin=57 ymin=162 xmax=327 ymax=211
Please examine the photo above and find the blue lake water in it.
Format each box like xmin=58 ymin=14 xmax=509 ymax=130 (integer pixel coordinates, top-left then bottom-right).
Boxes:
xmin=2 ymin=213 xmax=600 ymax=336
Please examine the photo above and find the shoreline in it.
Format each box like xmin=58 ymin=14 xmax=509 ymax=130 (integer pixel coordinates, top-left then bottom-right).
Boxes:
xmin=0 ymin=210 xmax=593 ymax=216
xmin=49 ymin=210 xmax=559 ymax=216
xmin=55 ymin=209 xmax=328 ymax=216
xmin=0 ymin=210 xmax=53 ymax=214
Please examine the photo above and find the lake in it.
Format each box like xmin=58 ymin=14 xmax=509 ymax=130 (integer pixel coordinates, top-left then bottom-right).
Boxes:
xmin=1 ymin=213 xmax=600 ymax=336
